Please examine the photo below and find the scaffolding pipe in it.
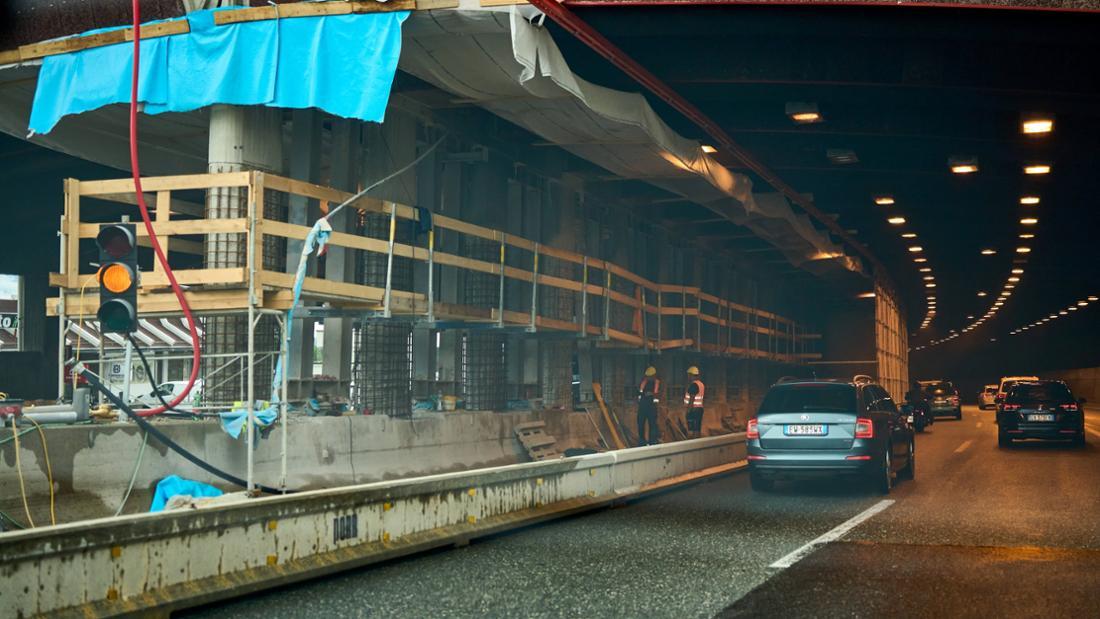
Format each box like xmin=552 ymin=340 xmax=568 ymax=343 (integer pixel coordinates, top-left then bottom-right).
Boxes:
xmin=383 ymin=202 xmax=397 ymax=319
xmin=530 ymin=243 xmax=540 ymax=331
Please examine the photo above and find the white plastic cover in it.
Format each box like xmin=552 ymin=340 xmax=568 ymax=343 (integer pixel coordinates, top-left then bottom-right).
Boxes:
xmin=401 ymin=8 xmax=862 ymax=275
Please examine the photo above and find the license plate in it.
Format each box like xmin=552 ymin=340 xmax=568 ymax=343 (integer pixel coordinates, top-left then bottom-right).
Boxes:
xmin=785 ymin=424 xmax=826 ymax=436
xmin=1027 ymin=413 xmax=1054 ymax=422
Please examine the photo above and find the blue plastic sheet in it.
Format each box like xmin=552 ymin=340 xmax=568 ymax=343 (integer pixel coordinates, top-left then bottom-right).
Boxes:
xmin=219 ymin=406 xmax=279 ymax=439
xmin=29 ymin=9 xmax=409 ymax=134
xmin=149 ymin=474 xmax=223 ymax=512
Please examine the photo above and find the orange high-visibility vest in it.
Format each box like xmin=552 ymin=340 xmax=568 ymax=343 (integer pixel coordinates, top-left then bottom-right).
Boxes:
xmin=639 ymin=378 xmax=661 ymax=394
xmin=683 ymin=380 xmax=705 ymax=407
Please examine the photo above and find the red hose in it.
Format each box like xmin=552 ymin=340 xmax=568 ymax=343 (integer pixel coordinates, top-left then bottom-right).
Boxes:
xmin=128 ymin=0 xmax=202 ymax=415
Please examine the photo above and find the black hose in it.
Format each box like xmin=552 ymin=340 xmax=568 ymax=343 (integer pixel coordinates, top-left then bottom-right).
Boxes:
xmin=78 ymin=365 xmax=291 ymax=495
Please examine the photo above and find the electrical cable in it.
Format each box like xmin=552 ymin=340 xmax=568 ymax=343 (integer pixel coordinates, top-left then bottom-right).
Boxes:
xmin=324 ymin=133 xmax=447 ymax=224
xmin=77 ymin=363 xmax=290 ymax=495
xmin=10 ymin=415 xmax=35 ymax=528
xmin=127 ymin=0 xmax=202 ymax=417
xmin=0 ymin=507 xmax=26 ymax=530
xmin=113 ymin=430 xmax=147 ymax=517
xmin=22 ymin=417 xmax=56 ymax=526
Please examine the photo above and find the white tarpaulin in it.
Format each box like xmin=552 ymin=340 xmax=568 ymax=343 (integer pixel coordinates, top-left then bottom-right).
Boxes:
xmin=402 ymin=8 xmax=862 ymax=275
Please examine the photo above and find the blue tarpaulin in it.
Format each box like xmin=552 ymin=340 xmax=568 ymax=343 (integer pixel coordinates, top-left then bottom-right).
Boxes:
xmin=29 ymin=8 xmax=409 ymax=134
xmin=149 ymin=474 xmax=223 ymax=512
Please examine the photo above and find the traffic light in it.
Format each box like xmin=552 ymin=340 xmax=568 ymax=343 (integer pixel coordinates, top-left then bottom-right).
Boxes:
xmin=96 ymin=223 xmax=138 ymax=333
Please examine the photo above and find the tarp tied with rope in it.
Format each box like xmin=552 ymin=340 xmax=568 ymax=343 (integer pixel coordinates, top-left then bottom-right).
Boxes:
xmin=28 ymin=7 xmax=409 ymax=135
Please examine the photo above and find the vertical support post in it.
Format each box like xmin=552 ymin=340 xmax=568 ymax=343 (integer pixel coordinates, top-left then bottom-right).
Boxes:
xmin=580 ymin=257 xmax=589 ymax=337
xmin=497 ymin=233 xmax=507 ymax=328
xmin=245 ymin=174 xmax=258 ymax=495
xmin=602 ymin=270 xmax=611 ymax=340
xmin=696 ymin=292 xmax=702 ymax=352
xmin=426 ymin=227 xmax=436 ymax=323
xmin=279 ymin=312 xmax=289 ymax=492
xmin=639 ymin=284 xmax=647 ymax=348
xmin=529 ymin=242 xmax=539 ymax=331
xmin=383 ymin=201 xmax=397 ymax=318
xmin=656 ymin=287 xmax=663 ymax=348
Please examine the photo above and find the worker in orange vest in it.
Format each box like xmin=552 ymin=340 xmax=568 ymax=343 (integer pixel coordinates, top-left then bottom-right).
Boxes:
xmin=683 ymin=365 xmax=705 ymax=439
xmin=637 ymin=366 xmax=661 ymax=446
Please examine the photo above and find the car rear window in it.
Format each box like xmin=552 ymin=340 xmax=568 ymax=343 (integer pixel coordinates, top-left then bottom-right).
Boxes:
xmin=922 ymin=381 xmax=954 ymax=395
xmin=984 ymin=387 xmax=997 ymax=394
xmin=1007 ymin=382 xmax=1073 ymax=403
xmin=759 ymin=384 xmax=857 ymax=414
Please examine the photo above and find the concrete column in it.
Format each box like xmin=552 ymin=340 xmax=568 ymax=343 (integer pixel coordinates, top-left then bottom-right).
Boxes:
xmin=203 ymin=105 xmax=284 ymax=405
xmin=286 ymin=109 xmax=321 ymax=382
xmin=322 ymin=119 xmax=359 ymax=384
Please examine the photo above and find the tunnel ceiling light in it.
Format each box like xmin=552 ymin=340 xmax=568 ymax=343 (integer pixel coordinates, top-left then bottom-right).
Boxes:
xmin=1012 ymin=268 xmax=1024 ymax=274
xmin=908 ymin=246 xmax=923 ymax=252
xmin=701 ymin=144 xmax=717 ymax=154
xmin=920 ymin=267 xmax=932 ymax=272
xmin=1020 ymin=196 xmax=1041 ymax=205
xmin=786 ymin=102 xmax=823 ymax=124
xmin=1005 ymin=284 xmax=1016 ymax=289
xmin=902 ymin=232 xmax=917 ymax=238
xmin=949 ymin=156 xmax=979 ymax=174
xmin=1016 ymin=246 xmax=1032 ymax=253
xmin=1069 ymin=306 xmax=1078 ymax=311
xmin=1008 ymin=277 xmax=1021 ymax=282
xmin=1020 ymin=217 xmax=1039 ymax=225
xmin=981 ymin=249 xmax=996 ymax=255
xmin=1059 ymin=310 xmax=1068 ymax=315
xmin=1019 ymin=233 xmax=1035 ymax=239
xmin=888 ymin=216 xmax=906 ymax=225
xmin=1024 ymin=164 xmax=1051 ymax=175
xmin=1022 ymin=118 xmax=1054 ymax=134
xmin=1080 ymin=301 xmax=1091 ymax=306
xmin=978 ymin=291 xmax=988 ymax=297
xmin=926 ymin=283 xmax=937 ymax=288
xmin=857 ymin=292 xmax=876 ymax=299
xmin=967 ymin=315 xmax=975 ymax=319
xmin=914 ymin=257 xmax=927 ymax=263
xmin=1089 ymin=296 xmax=1099 ymax=301
xmin=874 ymin=196 xmax=895 ymax=205
xmin=923 ymin=276 xmax=935 ymax=281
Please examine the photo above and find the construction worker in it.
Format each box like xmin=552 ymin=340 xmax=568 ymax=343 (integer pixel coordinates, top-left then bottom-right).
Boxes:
xmin=637 ymin=366 xmax=661 ymax=446
xmin=683 ymin=365 xmax=705 ymax=439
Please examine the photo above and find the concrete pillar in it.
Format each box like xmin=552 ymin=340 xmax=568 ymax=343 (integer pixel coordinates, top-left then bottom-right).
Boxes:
xmin=203 ymin=105 xmax=284 ymax=405
xmin=321 ymin=120 xmax=359 ymax=385
xmin=286 ymin=109 xmax=321 ymax=383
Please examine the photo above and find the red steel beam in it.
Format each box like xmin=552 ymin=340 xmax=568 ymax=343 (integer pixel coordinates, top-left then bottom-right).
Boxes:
xmin=525 ymin=0 xmax=889 ymax=279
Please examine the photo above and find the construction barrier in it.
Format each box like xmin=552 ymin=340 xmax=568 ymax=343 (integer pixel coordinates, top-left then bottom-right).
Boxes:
xmin=0 ymin=433 xmax=746 ymax=617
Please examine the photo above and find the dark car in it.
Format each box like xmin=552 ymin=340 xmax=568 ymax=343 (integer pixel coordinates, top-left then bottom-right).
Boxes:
xmin=747 ymin=377 xmax=915 ymax=494
xmin=997 ymin=380 xmax=1086 ymax=447
xmin=919 ymin=380 xmax=962 ymax=419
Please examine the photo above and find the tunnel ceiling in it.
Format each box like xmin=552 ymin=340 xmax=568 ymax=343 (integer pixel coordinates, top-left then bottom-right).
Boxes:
xmin=544 ymin=4 xmax=1100 ymax=346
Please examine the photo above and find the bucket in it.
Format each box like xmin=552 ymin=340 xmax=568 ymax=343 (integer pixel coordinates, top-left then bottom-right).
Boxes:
xmin=442 ymin=395 xmax=458 ymax=411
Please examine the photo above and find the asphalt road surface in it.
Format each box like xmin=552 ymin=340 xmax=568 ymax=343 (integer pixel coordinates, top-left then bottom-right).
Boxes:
xmin=184 ymin=406 xmax=1100 ymax=618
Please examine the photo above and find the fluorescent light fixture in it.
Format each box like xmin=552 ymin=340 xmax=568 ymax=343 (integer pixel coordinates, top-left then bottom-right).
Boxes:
xmin=1011 ymin=268 xmax=1024 ymax=274
xmin=923 ymin=276 xmax=935 ymax=281
xmin=701 ymin=145 xmax=717 ymax=154
xmin=1024 ymin=164 xmax=1050 ymax=175
xmin=1008 ymin=277 xmax=1020 ymax=282
xmin=888 ymin=217 xmax=906 ymax=225
xmin=919 ymin=267 xmax=932 ymax=272
xmin=949 ymin=156 xmax=979 ymax=174
xmin=1020 ymin=196 xmax=1040 ymax=205
xmin=1089 ymin=296 xmax=1099 ymax=301
xmin=874 ymin=196 xmax=895 ymax=206
xmin=1019 ymin=233 xmax=1035 ymax=239
xmin=1020 ymin=217 xmax=1038 ymax=225
xmin=977 ymin=291 xmax=987 ymax=297
xmin=981 ymin=249 xmax=996 ymax=255
xmin=857 ymin=292 xmax=876 ymax=299
xmin=786 ymin=102 xmax=822 ymax=124
xmin=925 ymin=283 xmax=937 ymax=288
xmin=1022 ymin=118 xmax=1053 ymax=134
xmin=914 ymin=257 xmax=927 ymax=263
xmin=1016 ymin=247 xmax=1032 ymax=253
xmin=902 ymin=232 xmax=917 ymax=238
xmin=1059 ymin=310 xmax=1068 ymax=315
xmin=908 ymin=246 xmax=923 ymax=252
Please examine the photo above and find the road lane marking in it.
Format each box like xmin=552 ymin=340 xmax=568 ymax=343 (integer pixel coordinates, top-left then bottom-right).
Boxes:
xmin=955 ymin=440 xmax=973 ymax=453
xmin=768 ymin=499 xmax=894 ymax=570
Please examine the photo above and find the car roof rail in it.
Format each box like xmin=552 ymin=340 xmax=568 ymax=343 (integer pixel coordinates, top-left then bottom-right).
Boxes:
xmin=852 ymin=374 xmax=875 ymax=385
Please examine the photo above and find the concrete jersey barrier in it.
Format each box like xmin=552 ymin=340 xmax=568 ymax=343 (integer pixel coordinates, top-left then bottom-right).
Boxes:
xmin=0 ymin=433 xmax=746 ymax=617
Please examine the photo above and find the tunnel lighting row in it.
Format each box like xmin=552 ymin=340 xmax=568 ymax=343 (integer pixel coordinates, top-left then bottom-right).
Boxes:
xmin=1008 ymin=295 xmax=1099 ymax=336
xmin=873 ymin=199 xmax=939 ymax=329
xmin=947 ymin=117 xmax=1054 ymax=175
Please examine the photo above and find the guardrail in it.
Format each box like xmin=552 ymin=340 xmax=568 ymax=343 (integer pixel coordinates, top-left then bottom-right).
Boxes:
xmin=0 ymin=434 xmax=746 ymax=617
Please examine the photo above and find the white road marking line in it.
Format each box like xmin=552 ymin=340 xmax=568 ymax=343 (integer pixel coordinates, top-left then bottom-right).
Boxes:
xmin=955 ymin=440 xmax=973 ymax=453
xmin=768 ymin=499 xmax=894 ymax=570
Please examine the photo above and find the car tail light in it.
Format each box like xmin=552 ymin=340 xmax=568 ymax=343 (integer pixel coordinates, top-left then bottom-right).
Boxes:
xmin=845 ymin=455 xmax=872 ymax=460
xmin=747 ymin=454 xmax=767 ymax=460
xmin=747 ymin=418 xmax=759 ymax=439
xmin=855 ymin=418 xmax=874 ymax=439
xmin=1002 ymin=404 xmax=1020 ymax=412
xmin=1060 ymin=403 xmax=1079 ymax=412
xmin=949 ymin=396 xmax=960 ymax=405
